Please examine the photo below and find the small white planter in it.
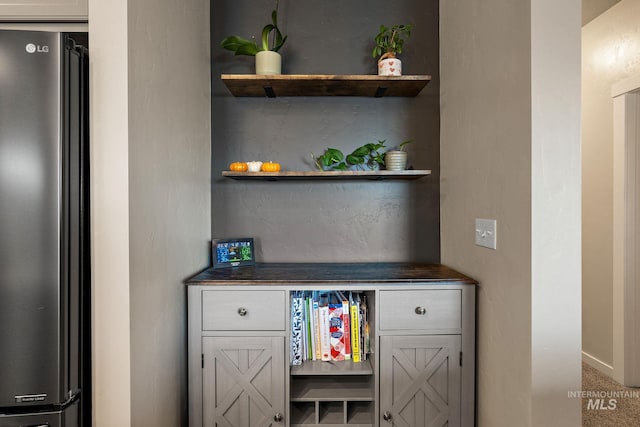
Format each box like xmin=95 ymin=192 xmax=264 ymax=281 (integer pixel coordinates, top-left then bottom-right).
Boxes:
xmin=256 ymin=51 xmax=282 ymax=75
xmin=378 ymin=57 xmax=402 ymax=76
xmin=385 ymin=151 xmax=407 ymax=171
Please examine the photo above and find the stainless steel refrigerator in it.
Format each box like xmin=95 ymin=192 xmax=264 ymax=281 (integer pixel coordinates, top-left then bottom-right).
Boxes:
xmin=0 ymin=30 xmax=90 ymax=427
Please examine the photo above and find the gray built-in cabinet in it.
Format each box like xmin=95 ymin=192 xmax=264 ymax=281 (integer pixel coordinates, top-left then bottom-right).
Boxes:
xmin=187 ymin=263 xmax=477 ymax=427
xmin=0 ymin=0 xmax=87 ymax=21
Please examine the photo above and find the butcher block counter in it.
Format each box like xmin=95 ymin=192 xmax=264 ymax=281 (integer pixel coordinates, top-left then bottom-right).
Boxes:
xmin=186 ymin=262 xmax=478 ymax=286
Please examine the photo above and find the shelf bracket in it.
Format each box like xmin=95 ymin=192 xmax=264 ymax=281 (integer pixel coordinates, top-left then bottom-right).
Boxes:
xmin=263 ymin=86 xmax=276 ymax=98
xmin=374 ymin=86 xmax=387 ymax=98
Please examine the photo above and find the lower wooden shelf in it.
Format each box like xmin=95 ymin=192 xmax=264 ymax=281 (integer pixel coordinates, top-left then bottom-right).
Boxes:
xmin=291 ymin=359 xmax=373 ymax=376
xmin=221 ymin=170 xmax=431 ymax=181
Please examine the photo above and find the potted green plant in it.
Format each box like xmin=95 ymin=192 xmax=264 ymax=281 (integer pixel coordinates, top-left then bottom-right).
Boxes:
xmin=384 ymin=140 xmax=413 ymax=171
xmin=372 ymin=24 xmax=412 ymax=76
xmin=220 ymin=0 xmax=287 ymax=75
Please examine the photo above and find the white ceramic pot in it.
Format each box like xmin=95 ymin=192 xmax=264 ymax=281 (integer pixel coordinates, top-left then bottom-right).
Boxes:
xmin=378 ymin=57 xmax=402 ymax=76
xmin=255 ymin=51 xmax=282 ymax=75
xmin=385 ymin=151 xmax=407 ymax=171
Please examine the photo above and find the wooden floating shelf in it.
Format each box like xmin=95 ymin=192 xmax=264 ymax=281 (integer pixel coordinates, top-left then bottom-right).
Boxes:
xmin=221 ymin=170 xmax=431 ymax=181
xmin=220 ymin=74 xmax=431 ymax=97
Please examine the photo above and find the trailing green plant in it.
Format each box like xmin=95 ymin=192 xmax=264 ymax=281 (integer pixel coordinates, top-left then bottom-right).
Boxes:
xmin=221 ymin=0 xmax=287 ymax=56
xmin=312 ymin=140 xmax=387 ymax=171
xmin=372 ymin=24 xmax=412 ymax=61
xmin=347 ymin=140 xmax=387 ymax=169
xmin=312 ymin=147 xmax=347 ymax=171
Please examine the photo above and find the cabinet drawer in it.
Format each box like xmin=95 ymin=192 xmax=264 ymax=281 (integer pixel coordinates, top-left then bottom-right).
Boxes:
xmin=379 ymin=290 xmax=461 ymax=330
xmin=201 ymin=290 xmax=286 ymax=331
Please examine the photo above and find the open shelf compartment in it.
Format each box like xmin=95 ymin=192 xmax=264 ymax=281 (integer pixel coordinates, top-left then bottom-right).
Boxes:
xmin=290 ymin=375 xmax=374 ymax=402
xmin=290 ymin=400 xmax=374 ymax=427
xmin=288 ymin=289 xmax=376 ymax=426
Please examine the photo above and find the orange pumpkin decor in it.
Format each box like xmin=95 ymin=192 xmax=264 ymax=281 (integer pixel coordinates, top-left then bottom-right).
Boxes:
xmin=229 ymin=162 xmax=248 ymax=172
xmin=261 ymin=161 xmax=281 ymax=172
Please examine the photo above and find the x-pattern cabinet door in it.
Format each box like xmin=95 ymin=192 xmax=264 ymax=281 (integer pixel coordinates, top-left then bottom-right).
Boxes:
xmin=202 ymin=336 xmax=285 ymax=427
xmin=380 ymin=335 xmax=461 ymax=427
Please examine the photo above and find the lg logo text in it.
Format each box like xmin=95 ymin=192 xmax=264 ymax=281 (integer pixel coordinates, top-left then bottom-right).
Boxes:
xmin=25 ymin=43 xmax=49 ymax=54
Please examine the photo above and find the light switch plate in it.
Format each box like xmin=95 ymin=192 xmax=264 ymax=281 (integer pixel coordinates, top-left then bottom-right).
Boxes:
xmin=475 ymin=218 xmax=497 ymax=250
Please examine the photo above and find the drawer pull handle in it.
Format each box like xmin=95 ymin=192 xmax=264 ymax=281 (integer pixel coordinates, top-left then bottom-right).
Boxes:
xmin=237 ymin=307 xmax=248 ymax=316
xmin=383 ymin=411 xmax=392 ymax=422
xmin=415 ymin=306 xmax=427 ymax=315
xmin=273 ymin=412 xmax=283 ymax=422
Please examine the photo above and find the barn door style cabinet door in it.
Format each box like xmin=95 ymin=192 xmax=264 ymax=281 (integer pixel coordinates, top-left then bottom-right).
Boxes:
xmin=202 ymin=336 xmax=285 ymax=427
xmin=0 ymin=0 xmax=87 ymax=21
xmin=379 ymin=335 xmax=461 ymax=426
xmin=187 ymin=263 xmax=476 ymax=427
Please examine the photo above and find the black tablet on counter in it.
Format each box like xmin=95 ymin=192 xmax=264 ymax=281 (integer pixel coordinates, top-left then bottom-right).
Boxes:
xmin=212 ymin=237 xmax=255 ymax=268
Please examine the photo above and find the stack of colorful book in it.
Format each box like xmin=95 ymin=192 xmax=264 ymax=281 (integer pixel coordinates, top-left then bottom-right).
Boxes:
xmin=290 ymin=291 xmax=369 ymax=365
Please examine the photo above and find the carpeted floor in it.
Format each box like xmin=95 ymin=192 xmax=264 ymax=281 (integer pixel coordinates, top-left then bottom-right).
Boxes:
xmin=582 ymin=362 xmax=640 ymax=426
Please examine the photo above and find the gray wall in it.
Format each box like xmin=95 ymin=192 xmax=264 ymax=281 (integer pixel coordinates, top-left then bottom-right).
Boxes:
xmin=441 ymin=0 xmax=582 ymax=425
xmin=128 ymin=0 xmax=212 ymax=425
xmin=440 ymin=1 xmax=534 ymax=423
xmin=211 ymin=0 xmax=440 ymax=262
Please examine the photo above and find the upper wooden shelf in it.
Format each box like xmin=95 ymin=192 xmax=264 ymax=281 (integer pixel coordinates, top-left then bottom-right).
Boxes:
xmin=220 ymin=74 xmax=432 ymax=97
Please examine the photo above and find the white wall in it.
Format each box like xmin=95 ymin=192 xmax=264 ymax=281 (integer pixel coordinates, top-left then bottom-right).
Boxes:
xmin=440 ymin=0 xmax=582 ymax=425
xmin=89 ymin=0 xmax=132 ymax=425
xmin=530 ymin=1 xmax=582 ymax=423
xmin=582 ymin=0 xmax=640 ymax=372
xmin=89 ymin=0 xmax=211 ymax=425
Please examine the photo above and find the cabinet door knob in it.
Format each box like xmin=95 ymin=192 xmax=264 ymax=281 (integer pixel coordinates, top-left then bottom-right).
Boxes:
xmin=273 ymin=412 xmax=283 ymax=422
xmin=383 ymin=411 xmax=393 ymax=422
xmin=237 ymin=307 xmax=248 ymax=316
xmin=415 ymin=306 xmax=427 ymax=315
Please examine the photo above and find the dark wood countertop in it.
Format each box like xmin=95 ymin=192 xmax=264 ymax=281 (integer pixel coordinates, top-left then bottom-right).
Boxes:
xmin=186 ymin=263 xmax=477 ymax=286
